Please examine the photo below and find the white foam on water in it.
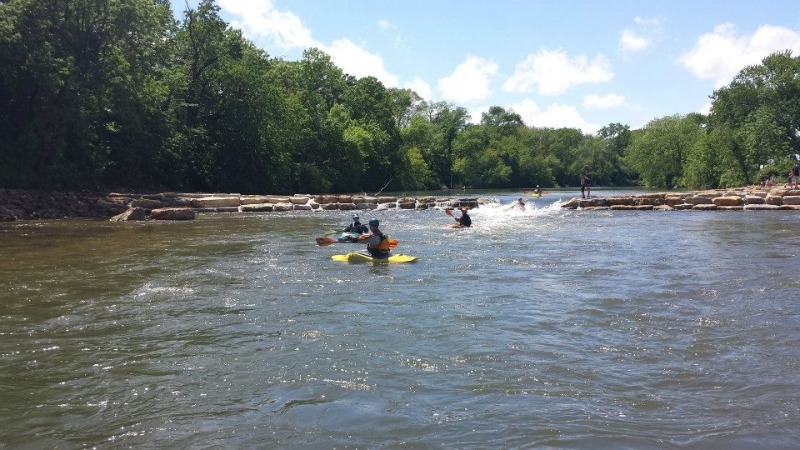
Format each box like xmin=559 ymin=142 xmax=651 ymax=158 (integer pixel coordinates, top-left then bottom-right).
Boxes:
xmin=453 ymin=197 xmax=569 ymax=234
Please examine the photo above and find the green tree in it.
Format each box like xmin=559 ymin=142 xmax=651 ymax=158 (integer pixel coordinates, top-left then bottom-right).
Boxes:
xmin=208 ymin=44 xmax=301 ymax=193
xmin=625 ymin=114 xmax=705 ymax=188
xmin=290 ymin=48 xmax=352 ymax=192
xmin=710 ymin=50 xmax=800 ymax=184
xmin=512 ymin=128 xmax=558 ymax=187
xmin=400 ymin=116 xmax=438 ymax=189
xmin=451 ymin=124 xmax=516 ymax=188
xmin=340 ymin=76 xmax=404 ymax=192
xmin=0 ymin=0 xmax=176 ymax=188
xmin=101 ymin=0 xmax=177 ymax=187
xmin=595 ymin=123 xmax=633 ymax=185
xmin=538 ymin=127 xmax=584 ymax=186
xmin=682 ymin=125 xmax=731 ymax=188
xmin=481 ymin=106 xmax=524 ymax=137
xmin=423 ymin=101 xmax=470 ymax=187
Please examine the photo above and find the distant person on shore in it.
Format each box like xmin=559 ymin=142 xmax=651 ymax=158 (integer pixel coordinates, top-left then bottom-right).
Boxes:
xmin=793 ymin=163 xmax=799 ymax=188
xmin=787 ymin=168 xmax=794 ymax=188
xmin=580 ymin=172 xmax=591 ymax=198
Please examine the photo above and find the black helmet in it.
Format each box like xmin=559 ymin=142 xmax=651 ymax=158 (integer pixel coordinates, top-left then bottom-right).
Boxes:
xmin=368 ymin=218 xmax=379 ymax=227
xmin=352 ymin=214 xmax=359 ymax=221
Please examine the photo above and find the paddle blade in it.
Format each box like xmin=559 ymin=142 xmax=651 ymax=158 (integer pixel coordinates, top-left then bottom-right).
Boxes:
xmin=315 ymin=236 xmax=335 ymax=246
xmin=389 ymin=239 xmax=399 ymax=248
xmin=445 ymin=208 xmax=454 ymax=217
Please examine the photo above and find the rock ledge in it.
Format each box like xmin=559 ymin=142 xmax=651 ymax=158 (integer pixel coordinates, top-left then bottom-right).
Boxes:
xmin=560 ymin=187 xmax=800 ymax=211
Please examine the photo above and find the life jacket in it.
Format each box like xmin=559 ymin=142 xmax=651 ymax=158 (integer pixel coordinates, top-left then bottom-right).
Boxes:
xmin=367 ymin=233 xmax=391 ymax=255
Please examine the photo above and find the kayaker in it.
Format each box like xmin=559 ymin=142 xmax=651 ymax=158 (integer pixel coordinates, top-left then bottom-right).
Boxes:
xmin=342 ymin=214 xmax=368 ymax=234
xmin=454 ymin=207 xmax=472 ymax=228
xmin=360 ymin=218 xmax=392 ymax=258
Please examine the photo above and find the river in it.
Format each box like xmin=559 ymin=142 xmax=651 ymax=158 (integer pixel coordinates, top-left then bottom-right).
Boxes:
xmin=1 ymin=190 xmax=799 ymax=449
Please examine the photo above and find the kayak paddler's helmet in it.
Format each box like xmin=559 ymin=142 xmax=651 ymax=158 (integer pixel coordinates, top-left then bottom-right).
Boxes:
xmin=352 ymin=214 xmax=360 ymax=223
xmin=368 ymin=218 xmax=379 ymax=227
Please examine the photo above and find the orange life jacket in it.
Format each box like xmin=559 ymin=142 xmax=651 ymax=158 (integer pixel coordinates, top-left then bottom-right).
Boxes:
xmin=367 ymin=233 xmax=391 ymax=255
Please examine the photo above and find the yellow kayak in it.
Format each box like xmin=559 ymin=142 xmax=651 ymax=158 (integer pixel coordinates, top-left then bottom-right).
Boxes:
xmin=331 ymin=252 xmax=418 ymax=263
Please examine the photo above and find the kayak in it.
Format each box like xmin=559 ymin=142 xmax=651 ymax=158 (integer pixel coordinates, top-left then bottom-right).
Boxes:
xmin=331 ymin=252 xmax=418 ymax=263
xmin=335 ymin=232 xmax=362 ymax=242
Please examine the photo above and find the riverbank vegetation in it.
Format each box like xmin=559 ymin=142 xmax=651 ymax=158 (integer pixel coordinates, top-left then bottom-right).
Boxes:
xmin=2 ymin=0 xmax=800 ymax=193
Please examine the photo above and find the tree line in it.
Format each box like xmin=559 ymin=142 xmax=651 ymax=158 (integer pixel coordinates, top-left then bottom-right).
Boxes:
xmin=1 ymin=0 xmax=799 ymax=194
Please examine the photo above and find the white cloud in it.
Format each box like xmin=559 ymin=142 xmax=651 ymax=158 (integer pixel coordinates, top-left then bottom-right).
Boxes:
xmin=509 ymin=99 xmax=599 ymax=134
xmin=619 ymin=29 xmax=649 ymax=53
xmin=503 ymin=48 xmax=613 ymax=96
xmin=218 ymin=0 xmax=315 ymax=50
xmin=217 ymin=0 xmax=399 ymax=88
xmin=619 ymin=17 xmax=663 ymax=58
xmin=466 ymin=106 xmax=486 ymax=125
xmin=679 ymin=23 xmax=800 ymax=87
xmin=438 ymin=55 xmax=498 ymax=103
xmin=378 ymin=19 xmax=394 ymax=31
xmin=404 ymin=77 xmax=432 ymax=101
xmin=325 ymin=39 xmax=399 ymax=87
xmin=584 ymin=94 xmax=625 ymax=110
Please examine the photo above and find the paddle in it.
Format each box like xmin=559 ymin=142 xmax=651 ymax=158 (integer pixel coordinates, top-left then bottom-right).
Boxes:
xmin=316 ymin=236 xmax=336 ymax=246
xmin=445 ymin=208 xmax=454 ymax=218
xmin=316 ymin=236 xmax=398 ymax=248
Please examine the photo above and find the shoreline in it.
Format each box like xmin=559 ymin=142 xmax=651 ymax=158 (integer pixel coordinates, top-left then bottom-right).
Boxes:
xmin=2 ymin=185 xmax=798 ymax=222
xmin=560 ymin=186 xmax=800 ymax=211
xmin=0 ymin=188 xmax=483 ymax=222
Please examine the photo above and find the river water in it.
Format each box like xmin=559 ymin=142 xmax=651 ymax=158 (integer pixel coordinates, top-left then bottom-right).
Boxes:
xmin=1 ymin=191 xmax=799 ymax=449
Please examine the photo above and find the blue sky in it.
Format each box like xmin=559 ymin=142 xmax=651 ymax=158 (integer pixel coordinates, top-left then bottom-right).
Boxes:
xmin=173 ymin=0 xmax=800 ymax=133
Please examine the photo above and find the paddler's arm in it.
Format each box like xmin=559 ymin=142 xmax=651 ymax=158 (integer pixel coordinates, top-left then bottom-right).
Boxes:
xmin=358 ymin=234 xmax=380 ymax=245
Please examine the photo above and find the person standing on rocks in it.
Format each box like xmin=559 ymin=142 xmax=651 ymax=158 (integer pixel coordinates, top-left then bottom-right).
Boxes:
xmin=580 ymin=172 xmax=592 ymax=198
xmin=793 ymin=163 xmax=799 ymax=188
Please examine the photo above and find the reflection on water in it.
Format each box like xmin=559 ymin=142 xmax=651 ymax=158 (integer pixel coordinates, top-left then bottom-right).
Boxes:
xmin=2 ymin=194 xmax=800 ymax=448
